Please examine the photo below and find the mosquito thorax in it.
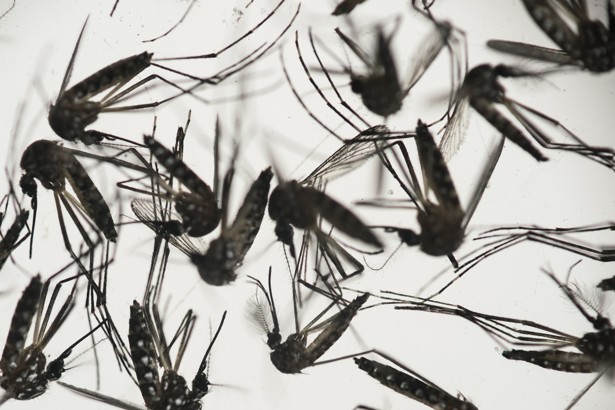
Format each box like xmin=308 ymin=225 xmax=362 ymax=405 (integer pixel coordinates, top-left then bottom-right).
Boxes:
xmin=417 ymin=207 xmax=464 ymax=256
xmin=269 ymin=334 xmax=307 ymax=374
xmin=1 ymin=345 xmax=49 ymax=400
xmin=579 ymin=22 xmax=615 ymax=72
xmin=350 ymin=74 xmax=403 ymax=117
xmin=193 ymin=239 xmax=238 ymax=286
xmin=174 ymin=192 xmax=221 ymax=237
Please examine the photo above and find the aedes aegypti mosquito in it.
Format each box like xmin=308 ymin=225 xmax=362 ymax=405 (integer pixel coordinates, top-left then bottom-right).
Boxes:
xmin=132 ymin=119 xmax=272 ymax=285
xmin=354 ymin=351 xmax=478 ymax=410
xmin=267 ymin=125 xmax=388 ymax=283
xmin=438 ymin=63 xmax=615 ymax=168
xmin=249 ymin=268 xmax=369 ymax=374
xmin=323 ymin=12 xmax=465 ymax=120
xmin=487 ymin=0 xmax=615 ymax=73
xmin=362 ymin=119 xmax=503 ymax=269
xmin=49 ymin=1 xmax=300 ymax=146
xmin=60 ymin=236 xmax=227 ymax=410
xmin=0 ymin=267 xmax=107 ymax=404
xmin=382 ymin=267 xmax=615 ymax=409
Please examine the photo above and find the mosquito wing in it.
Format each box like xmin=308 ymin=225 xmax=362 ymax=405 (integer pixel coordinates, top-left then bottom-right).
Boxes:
xmin=301 ymin=126 xmax=395 ymax=185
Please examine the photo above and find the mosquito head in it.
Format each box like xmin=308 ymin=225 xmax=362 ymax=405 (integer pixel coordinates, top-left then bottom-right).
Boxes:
xmin=395 ymin=228 xmax=421 ymax=247
xmin=174 ymin=192 xmax=221 ymax=237
xmin=462 ymin=64 xmax=503 ymax=101
xmin=266 ymin=332 xmax=282 ymax=350
xmin=44 ymin=349 xmax=71 ymax=381
xmin=593 ymin=314 xmax=612 ymax=331
xmin=19 ymin=174 xmax=37 ymax=199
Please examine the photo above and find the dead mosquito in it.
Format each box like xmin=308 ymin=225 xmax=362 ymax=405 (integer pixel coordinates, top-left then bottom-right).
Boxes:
xmin=50 ymin=1 xmax=300 ymax=146
xmin=354 ymin=351 xmax=477 ymax=410
xmin=322 ymin=12 xmax=466 ymax=119
xmin=248 ymin=267 xmax=369 ymax=374
xmin=438 ymin=63 xmax=615 ymax=168
xmin=382 ymin=267 xmax=615 ymax=409
xmin=487 ymin=0 xmax=615 ymax=73
xmin=132 ymin=119 xmax=273 ymax=285
xmin=0 ymin=267 xmax=107 ymax=404
xmin=361 ymin=119 xmax=503 ymax=269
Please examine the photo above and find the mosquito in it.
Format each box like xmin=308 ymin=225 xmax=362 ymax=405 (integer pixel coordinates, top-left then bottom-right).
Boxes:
xmin=354 ymin=351 xmax=478 ymax=410
xmin=362 ymin=119 xmax=503 ymax=269
xmin=268 ymin=124 xmax=392 ymax=269
xmin=429 ymin=223 xmax=615 ymax=298
xmin=50 ymin=1 xmax=300 ymax=146
xmin=487 ymin=0 xmax=615 ymax=73
xmin=438 ymin=63 xmax=615 ymax=168
xmin=0 ymin=267 xmax=107 ymax=404
xmin=383 ymin=268 xmax=615 ymax=409
xmin=249 ymin=267 xmax=369 ymax=374
xmin=324 ymin=12 xmax=465 ymax=120
xmin=60 ymin=235 xmax=227 ymax=410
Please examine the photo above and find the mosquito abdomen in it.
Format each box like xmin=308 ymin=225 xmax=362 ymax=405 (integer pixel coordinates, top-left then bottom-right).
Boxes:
xmin=503 ymin=349 xmax=597 ymax=373
xmin=354 ymin=357 xmax=478 ymax=410
xmin=128 ymin=301 xmax=162 ymax=408
xmin=470 ymin=98 xmax=547 ymax=161
xmin=0 ymin=276 xmax=42 ymax=375
xmin=304 ymin=293 xmax=370 ymax=363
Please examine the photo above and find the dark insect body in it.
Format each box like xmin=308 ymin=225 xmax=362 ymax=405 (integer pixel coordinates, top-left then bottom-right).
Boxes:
xmin=383 ymin=268 xmax=615 ymax=408
xmin=0 ymin=273 xmax=98 ymax=404
xmin=268 ymin=127 xmax=387 ymax=262
xmin=0 ymin=208 xmax=29 ymax=272
xmin=132 ymin=159 xmax=272 ymax=286
xmin=487 ymin=0 xmax=615 ymax=73
xmin=368 ymin=120 xmax=502 ymax=268
xmin=250 ymin=270 xmax=369 ymax=374
xmin=190 ymin=167 xmax=273 ymax=286
xmin=143 ymin=135 xmax=221 ymax=238
xmin=354 ymin=355 xmax=477 ymax=410
xmin=128 ymin=301 xmax=215 ymax=410
xmin=61 ymin=300 xmax=226 ymax=410
xmin=439 ymin=63 xmax=615 ymax=167
xmin=303 ymin=13 xmax=465 ymax=122
xmin=597 ymin=275 xmax=615 ymax=292
xmin=19 ymin=139 xmax=117 ymax=242
xmin=51 ymin=2 xmax=301 ymax=145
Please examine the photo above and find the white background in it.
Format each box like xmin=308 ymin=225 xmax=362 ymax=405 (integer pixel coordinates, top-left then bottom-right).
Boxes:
xmin=0 ymin=0 xmax=614 ymax=409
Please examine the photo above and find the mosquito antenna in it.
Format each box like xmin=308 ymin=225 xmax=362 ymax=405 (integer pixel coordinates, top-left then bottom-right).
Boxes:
xmin=196 ymin=311 xmax=227 ymax=376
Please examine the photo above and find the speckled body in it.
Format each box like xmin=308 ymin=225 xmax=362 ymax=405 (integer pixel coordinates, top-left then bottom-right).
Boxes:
xmin=269 ymin=293 xmax=369 ymax=374
xmin=194 ymin=167 xmax=272 ymax=286
xmin=522 ymin=0 xmax=615 ymax=72
xmin=355 ymin=357 xmax=478 ymax=410
xmin=144 ymin=136 xmax=221 ymax=238
xmin=19 ymin=140 xmax=117 ymax=241
xmin=0 ymin=210 xmax=29 ymax=270
xmin=0 ymin=276 xmax=64 ymax=401
xmin=49 ymin=52 xmax=152 ymax=145
xmin=414 ymin=121 xmax=465 ymax=256
xmin=462 ymin=65 xmax=547 ymax=161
